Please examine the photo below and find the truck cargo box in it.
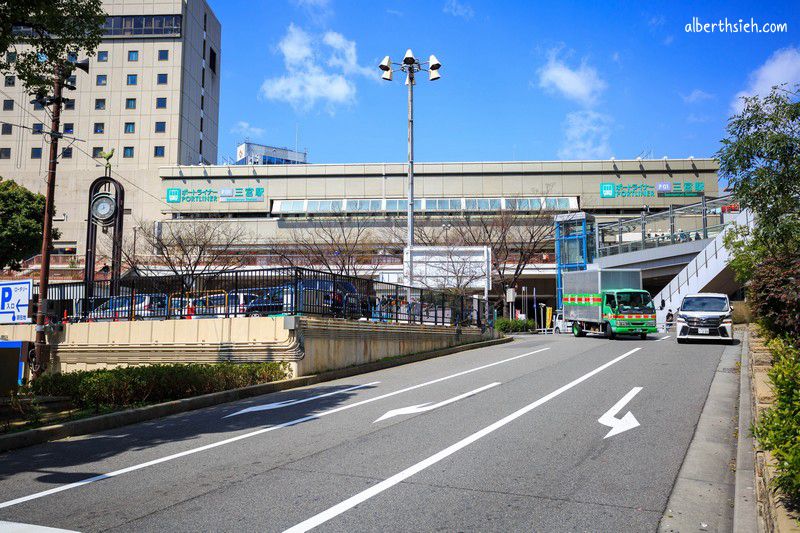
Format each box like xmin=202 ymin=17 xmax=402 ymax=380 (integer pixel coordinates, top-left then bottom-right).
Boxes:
xmin=562 ymin=269 xmax=642 ymax=323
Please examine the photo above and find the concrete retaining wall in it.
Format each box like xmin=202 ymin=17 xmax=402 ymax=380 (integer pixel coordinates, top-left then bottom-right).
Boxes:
xmin=0 ymin=317 xmax=492 ymax=377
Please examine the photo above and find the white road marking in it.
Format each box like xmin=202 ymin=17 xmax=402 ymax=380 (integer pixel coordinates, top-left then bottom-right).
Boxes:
xmin=0 ymin=521 xmax=78 ymax=532
xmin=224 ymin=382 xmax=381 ymax=418
xmin=656 ymin=335 xmax=671 ymax=341
xmin=283 ymin=347 xmax=642 ymax=533
xmin=0 ymin=347 xmax=549 ymax=510
xmin=597 ymin=386 xmax=643 ymax=438
xmin=374 ymin=382 xmax=500 ymax=423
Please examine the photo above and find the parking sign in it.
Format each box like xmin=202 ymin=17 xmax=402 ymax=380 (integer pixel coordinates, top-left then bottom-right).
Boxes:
xmin=0 ymin=280 xmax=32 ymax=324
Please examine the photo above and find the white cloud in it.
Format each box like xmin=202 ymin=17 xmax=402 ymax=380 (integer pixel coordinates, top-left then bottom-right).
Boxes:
xmin=682 ymin=89 xmax=715 ymax=103
xmin=662 ymin=35 xmax=674 ymax=46
xmin=731 ymin=47 xmax=800 ymax=113
xmin=648 ymin=15 xmax=666 ymax=28
xmin=537 ymin=49 xmax=607 ymax=106
xmin=686 ymin=113 xmax=709 ymax=124
xmin=557 ymin=110 xmax=613 ymax=160
xmin=323 ymin=31 xmax=373 ymax=77
xmin=443 ymin=0 xmax=474 ymax=19
xmin=260 ymin=24 xmax=372 ymax=112
xmin=292 ymin=0 xmax=332 ymax=21
xmin=230 ymin=121 xmax=266 ymax=139
xmin=611 ymin=51 xmax=621 ymax=64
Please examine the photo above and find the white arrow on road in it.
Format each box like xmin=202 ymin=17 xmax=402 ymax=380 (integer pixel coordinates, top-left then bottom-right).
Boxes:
xmin=598 ymin=387 xmax=643 ymax=438
xmin=374 ymin=382 xmax=500 ymax=423
xmin=224 ymin=382 xmax=381 ymax=418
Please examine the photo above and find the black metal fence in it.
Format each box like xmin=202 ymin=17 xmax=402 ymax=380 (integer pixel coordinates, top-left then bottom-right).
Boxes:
xmin=33 ymin=267 xmax=488 ymax=328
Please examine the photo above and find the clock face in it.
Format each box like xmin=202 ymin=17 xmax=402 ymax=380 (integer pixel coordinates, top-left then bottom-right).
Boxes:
xmin=91 ymin=195 xmax=115 ymax=221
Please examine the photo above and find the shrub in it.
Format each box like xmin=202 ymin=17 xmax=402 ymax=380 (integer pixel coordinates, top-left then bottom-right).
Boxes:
xmin=753 ymin=337 xmax=800 ymax=507
xmin=29 ymin=362 xmax=291 ymax=409
xmin=494 ymin=318 xmax=534 ymax=333
xmin=748 ymin=258 xmax=800 ymax=341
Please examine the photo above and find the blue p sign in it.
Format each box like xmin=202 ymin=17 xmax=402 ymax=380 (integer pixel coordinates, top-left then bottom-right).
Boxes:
xmin=0 ymin=287 xmax=11 ymax=310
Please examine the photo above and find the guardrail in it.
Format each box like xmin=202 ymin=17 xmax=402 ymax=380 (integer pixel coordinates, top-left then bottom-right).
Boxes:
xmin=33 ymin=266 xmax=488 ymax=328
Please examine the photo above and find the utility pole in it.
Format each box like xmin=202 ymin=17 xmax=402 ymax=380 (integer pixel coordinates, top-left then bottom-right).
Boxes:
xmin=32 ymin=66 xmax=63 ymax=376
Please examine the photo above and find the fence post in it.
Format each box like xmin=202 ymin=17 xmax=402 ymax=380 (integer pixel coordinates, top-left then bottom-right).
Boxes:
xmin=701 ymin=195 xmax=708 ymax=239
xmin=293 ymin=268 xmax=299 ymax=316
xmin=394 ymin=287 xmax=398 ymax=323
xmin=233 ymin=271 xmax=239 ymax=317
xmin=669 ymin=205 xmax=676 ymax=244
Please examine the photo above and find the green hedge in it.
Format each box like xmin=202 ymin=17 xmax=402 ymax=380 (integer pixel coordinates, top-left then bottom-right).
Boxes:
xmin=29 ymin=362 xmax=292 ymax=409
xmin=753 ymin=336 xmax=800 ymax=507
xmin=494 ymin=318 xmax=535 ymax=333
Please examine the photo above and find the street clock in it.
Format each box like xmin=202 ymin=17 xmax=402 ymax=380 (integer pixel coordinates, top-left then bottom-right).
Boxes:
xmin=90 ymin=193 xmax=116 ymax=224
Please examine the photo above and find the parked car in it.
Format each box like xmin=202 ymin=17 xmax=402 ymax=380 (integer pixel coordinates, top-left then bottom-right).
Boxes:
xmin=192 ymin=290 xmax=267 ymax=318
xmin=244 ymin=280 xmax=371 ymax=318
xmin=675 ymin=293 xmax=734 ymax=344
xmin=87 ymin=293 xmax=168 ymax=320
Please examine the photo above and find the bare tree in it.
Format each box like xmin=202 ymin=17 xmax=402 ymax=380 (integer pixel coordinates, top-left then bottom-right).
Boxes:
xmin=277 ymin=216 xmax=386 ymax=278
xmin=455 ymin=209 xmax=552 ymax=314
xmin=109 ymin=219 xmax=254 ymax=291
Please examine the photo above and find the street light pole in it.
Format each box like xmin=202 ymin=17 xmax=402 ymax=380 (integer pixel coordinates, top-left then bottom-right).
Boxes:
xmin=379 ymin=50 xmax=441 ymax=303
xmin=406 ymin=66 xmax=415 ymax=302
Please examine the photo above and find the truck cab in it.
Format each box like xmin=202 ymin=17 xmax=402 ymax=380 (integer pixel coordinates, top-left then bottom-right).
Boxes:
xmin=601 ymin=289 xmax=657 ymax=339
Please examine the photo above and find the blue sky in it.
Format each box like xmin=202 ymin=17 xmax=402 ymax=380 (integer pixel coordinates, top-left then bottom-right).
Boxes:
xmin=211 ymin=0 xmax=800 ymax=164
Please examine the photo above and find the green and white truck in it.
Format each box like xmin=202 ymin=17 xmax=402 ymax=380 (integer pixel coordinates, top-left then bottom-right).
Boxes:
xmin=562 ymin=269 xmax=658 ymax=339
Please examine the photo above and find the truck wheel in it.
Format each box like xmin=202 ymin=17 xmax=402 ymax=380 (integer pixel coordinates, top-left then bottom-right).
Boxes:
xmin=572 ymin=323 xmax=584 ymax=337
xmin=640 ymin=333 xmax=648 ymax=340
xmin=606 ymin=324 xmax=616 ymax=340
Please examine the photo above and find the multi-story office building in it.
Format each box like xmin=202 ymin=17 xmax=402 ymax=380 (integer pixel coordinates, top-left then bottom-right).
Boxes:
xmin=0 ymin=0 xmax=221 ymax=254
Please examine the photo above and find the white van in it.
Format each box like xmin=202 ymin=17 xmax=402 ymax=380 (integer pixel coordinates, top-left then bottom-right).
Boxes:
xmin=675 ymin=293 xmax=734 ymax=344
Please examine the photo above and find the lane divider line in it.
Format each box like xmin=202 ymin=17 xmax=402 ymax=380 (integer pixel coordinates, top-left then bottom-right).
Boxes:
xmin=282 ymin=347 xmax=642 ymax=533
xmin=656 ymin=335 xmax=672 ymax=342
xmin=0 ymin=347 xmax=550 ymax=510
xmin=224 ymin=382 xmax=382 ymax=418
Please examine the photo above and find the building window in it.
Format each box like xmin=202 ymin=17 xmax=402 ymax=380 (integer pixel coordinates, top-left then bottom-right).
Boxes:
xmin=32 ymin=100 xmax=44 ymax=110
xmin=2 ymin=100 xmax=12 ymax=111
xmin=1 ymin=123 xmax=11 ymax=135
xmin=123 ymin=146 xmax=134 ymax=158
xmin=32 ymin=123 xmax=44 ymax=134
xmin=101 ymin=15 xmax=182 ymax=38
xmin=62 ymin=123 xmax=73 ymax=134
xmin=154 ymin=121 xmax=166 ymax=133
xmin=127 ymin=74 xmax=137 ymax=85
xmin=61 ymin=147 xmax=72 ymax=158
xmin=4 ymin=75 xmax=14 ymax=87
xmin=96 ymin=74 xmax=107 ymax=86
xmin=128 ymin=50 xmax=139 ymax=61
xmin=209 ymin=47 xmax=217 ymax=74
xmin=97 ymin=50 xmax=108 ymax=62
xmin=67 ymin=52 xmax=77 ymax=62
xmin=31 ymin=147 xmax=42 ymax=159
xmin=124 ymin=122 xmax=135 ymax=133
xmin=6 ymin=51 xmax=15 ymax=63
xmin=154 ymin=145 xmax=165 ymax=157
xmin=94 ymin=98 xmax=106 ymax=110
xmin=156 ymin=97 xmax=166 ymax=109
xmin=92 ymin=147 xmax=103 ymax=158
xmin=93 ymin=122 xmax=104 ymax=134
xmin=158 ymin=49 xmax=169 ymax=61
xmin=63 ymin=99 xmax=74 ymax=110
xmin=125 ymin=98 xmax=136 ymax=109
xmin=199 ymin=139 xmax=203 ymax=154
xmin=66 ymin=75 xmax=76 ymax=87
xmin=200 ymin=117 xmax=203 ymax=132
xmin=157 ymin=73 xmax=168 ymax=84
xmin=0 ymin=147 xmax=9 ymax=159
xmin=200 ymin=95 xmax=204 ymax=109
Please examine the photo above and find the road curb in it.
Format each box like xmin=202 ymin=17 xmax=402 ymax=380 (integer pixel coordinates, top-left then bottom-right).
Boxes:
xmin=0 ymin=335 xmax=513 ymax=454
xmin=733 ymin=327 xmax=757 ymax=532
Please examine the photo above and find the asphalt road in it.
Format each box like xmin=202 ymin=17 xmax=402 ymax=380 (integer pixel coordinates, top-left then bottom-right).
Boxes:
xmin=0 ymin=333 xmax=732 ymax=532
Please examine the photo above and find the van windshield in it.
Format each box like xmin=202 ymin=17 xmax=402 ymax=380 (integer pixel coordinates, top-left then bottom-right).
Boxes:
xmin=615 ymin=291 xmax=655 ymax=313
xmin=681 ymin=296 xmax=729 ymax=312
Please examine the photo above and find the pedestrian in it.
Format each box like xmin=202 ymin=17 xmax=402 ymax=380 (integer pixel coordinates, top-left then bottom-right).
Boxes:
xmin=665 ymin=309 xmax=674 ymax=331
